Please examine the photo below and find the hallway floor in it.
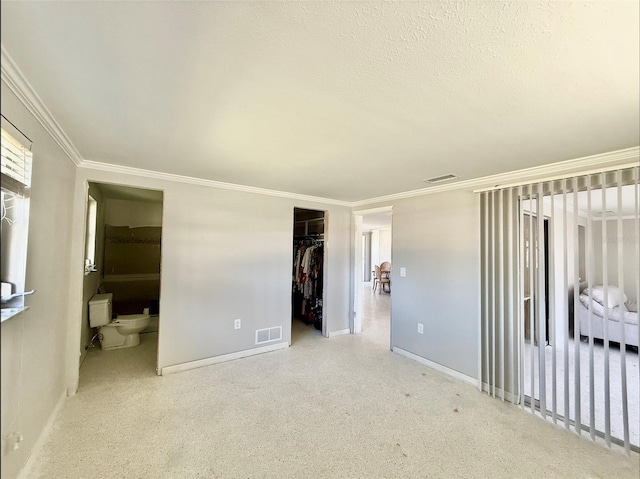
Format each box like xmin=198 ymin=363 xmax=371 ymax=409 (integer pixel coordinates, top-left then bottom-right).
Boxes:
xmin=24 ymin=295 xmax=638 ymax=478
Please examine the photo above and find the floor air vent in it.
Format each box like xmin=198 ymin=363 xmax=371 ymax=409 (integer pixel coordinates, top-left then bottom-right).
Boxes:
xmin=255 ymin=326 xmax=282 ymax=345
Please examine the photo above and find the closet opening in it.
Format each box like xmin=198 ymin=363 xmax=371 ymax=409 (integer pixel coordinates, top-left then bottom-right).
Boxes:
xmin=291 ymin=207 xmax=325 ymax=343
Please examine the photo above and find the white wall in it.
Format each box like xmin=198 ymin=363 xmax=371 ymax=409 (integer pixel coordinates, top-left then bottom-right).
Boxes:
xmin=1 ymin=83 xmax=77 ymax=479
xmin=68 ymin=168 xmax=352 ymax=375
xmin=592 ymin=219 xmax=639 ymax=303
xmin=371 ymin=230 xmax=380 ymax=268
xmin=378 ymin=228 xmax=392 ymax=264
xmin=369 ymin=228 xmax=391 ymax=269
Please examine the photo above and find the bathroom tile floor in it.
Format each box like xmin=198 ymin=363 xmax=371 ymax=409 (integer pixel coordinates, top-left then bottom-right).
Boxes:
xmin=24 ymin=285 xmax=639 ymax=478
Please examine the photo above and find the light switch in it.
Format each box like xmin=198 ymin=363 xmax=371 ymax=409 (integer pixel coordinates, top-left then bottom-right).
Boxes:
xmin=400 ymin=267 xmax=406 ymax=277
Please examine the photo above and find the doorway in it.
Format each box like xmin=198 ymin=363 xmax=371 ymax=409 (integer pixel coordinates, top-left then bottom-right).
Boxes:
xmin=80 ymin=182 xmax=163 ymax=377
xmin=291 ymin=207 xmax=326 ymax=343
xmin=353 ymin=206 xmax=393 ymax=349
xmin=522 ymin=212 xmax=550 ymax=345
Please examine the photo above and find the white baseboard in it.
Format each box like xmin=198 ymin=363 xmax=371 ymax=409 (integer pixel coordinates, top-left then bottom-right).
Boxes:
xmin=480 ymin=382 xmax=520 ymax=403
xmin=160 ymin=341 xmax=289 ymax=375
xmin=18 ymin=390 xmax=66 ymax=479
xmin=328 ymin=328 xmax=350 ymax=338
xmin=392 ymin=347 xmax=478 ymax=387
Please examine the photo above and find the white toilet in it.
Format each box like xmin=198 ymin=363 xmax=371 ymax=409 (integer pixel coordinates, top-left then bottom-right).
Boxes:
xmin=89 ymin=293 xmax=150 ymax=350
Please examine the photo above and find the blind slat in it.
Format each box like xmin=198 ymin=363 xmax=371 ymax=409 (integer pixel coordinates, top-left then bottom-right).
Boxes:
xmin=1 ymin=129 xmax=32 ymax=190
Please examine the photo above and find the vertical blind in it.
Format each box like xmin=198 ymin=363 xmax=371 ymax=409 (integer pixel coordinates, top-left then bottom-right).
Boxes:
xmin=479 ymin=166 xmax=639 ymax=453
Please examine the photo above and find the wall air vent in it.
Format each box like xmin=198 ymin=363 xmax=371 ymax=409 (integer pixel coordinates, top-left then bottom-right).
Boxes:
xmin=255 ymin=326 xmax=283 ymax=345
xmin=593 ymin=210 xmax=616 ymax=217
xmin=422 ymin=174 xmax=459 ymax=184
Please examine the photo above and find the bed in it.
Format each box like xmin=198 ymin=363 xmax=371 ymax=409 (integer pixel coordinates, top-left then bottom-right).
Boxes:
xmin=577 ymin=285 xmax=639 ymax=349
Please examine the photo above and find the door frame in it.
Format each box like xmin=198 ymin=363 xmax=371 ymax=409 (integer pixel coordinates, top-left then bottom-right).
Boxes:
xmin=291 ymin=207 xmax=329 ymax=340
xmin=351 ymin=206 xmax=393 ymax=344
xmin=67 ymin=178 xmax=165 ymax=396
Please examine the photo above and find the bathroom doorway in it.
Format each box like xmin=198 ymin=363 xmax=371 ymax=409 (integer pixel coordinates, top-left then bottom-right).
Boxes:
xmin=79 ymin=182 xmax=163 ymax=377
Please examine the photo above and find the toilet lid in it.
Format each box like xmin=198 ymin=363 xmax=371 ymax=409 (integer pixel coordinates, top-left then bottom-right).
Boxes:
xmin=116 ymin=313 xmax=149 ymax=322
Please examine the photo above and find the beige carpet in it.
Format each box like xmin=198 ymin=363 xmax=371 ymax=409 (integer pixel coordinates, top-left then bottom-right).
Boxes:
xmin=524 ymin=338 xmax=639 ymax=448
xmin=24 ymin=285 xmax=638 ymax=478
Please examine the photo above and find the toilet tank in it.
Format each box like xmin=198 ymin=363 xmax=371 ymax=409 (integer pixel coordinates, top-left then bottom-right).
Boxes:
xmin=89 ymin=293 xmax=113 ymax=327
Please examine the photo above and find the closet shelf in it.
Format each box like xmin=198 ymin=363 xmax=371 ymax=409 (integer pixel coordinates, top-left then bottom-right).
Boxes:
xmin=106 ymin=237 xmax=161 ymax=245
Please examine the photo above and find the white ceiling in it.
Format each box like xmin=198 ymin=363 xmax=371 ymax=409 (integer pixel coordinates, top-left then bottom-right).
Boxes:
xmin=575 ymin=184 xmax=640 ymax=217
xmin=1 ymin=1 xmax=639 ymax=202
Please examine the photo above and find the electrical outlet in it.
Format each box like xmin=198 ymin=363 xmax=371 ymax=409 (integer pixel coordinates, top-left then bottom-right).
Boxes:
xmin=417 ymin=323 xmax=424 ymax=334
xmin=234 ymin=319 xmax=241 ymax=330
xmin=400 ymin=267 xmax=406 ymax=277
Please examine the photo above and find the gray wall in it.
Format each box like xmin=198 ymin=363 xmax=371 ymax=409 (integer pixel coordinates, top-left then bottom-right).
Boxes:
xmin=367 ymin=190 xmax=481 ymax=379
xmin=0 ymin=83 xmax=76 ymax=479
xmin=69 ymin=168 xmax=352 ymax=373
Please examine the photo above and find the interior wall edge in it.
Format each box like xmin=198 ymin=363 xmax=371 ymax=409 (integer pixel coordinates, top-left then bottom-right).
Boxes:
xmin=15 ymin=391 xmax=66 ymax=479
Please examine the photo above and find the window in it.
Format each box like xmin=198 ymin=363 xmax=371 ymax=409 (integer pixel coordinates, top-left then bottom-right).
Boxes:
xmin=84 ymin=195 xmax=98 ymax=274
xmin=1 ymin=125 xmax=33 ymax=321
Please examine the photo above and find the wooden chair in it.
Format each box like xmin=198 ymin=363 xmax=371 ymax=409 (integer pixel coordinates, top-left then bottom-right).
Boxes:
xmin=379 ymin=262 xmax=391 ymax=293
xmin=380 ymin=261 xmax=391 ymax=275
xmin=372 ymin=265 xmax=380 ymax=291
xmin=375 ymin=264 xmax=391 ymax=293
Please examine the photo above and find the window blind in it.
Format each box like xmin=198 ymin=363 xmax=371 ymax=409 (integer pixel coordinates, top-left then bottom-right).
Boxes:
xmin=1 ymin=128 xmax=32 ymax=196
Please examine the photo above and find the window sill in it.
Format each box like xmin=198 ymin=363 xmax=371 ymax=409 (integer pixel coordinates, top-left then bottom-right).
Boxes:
xmin=1 ymin=306 xmax=29 ymax=323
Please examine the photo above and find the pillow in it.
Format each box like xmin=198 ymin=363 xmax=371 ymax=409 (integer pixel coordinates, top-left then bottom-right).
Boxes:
xmin=579 ymin=294 xmax=628 ymax=318
xmin=583 ymin=285 xmax=628 ymax=308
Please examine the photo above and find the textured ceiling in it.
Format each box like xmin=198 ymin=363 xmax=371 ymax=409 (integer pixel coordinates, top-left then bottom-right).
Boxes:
xmin=1 ymin=1 xmax=639 ymax=202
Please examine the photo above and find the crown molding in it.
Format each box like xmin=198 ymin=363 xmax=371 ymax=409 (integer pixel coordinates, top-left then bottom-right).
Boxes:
xmin=79 ymin=160 xmax=352 ymax=207
xmin=352 ymin=147 xmax=639 ymax=207
xmin=1 ymin=44 xmax=83 ymax=166
xmin=76 ymin=150 xmax=640 ymax=209
xmin=2 ymin=41 xmax=636 ymax=207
